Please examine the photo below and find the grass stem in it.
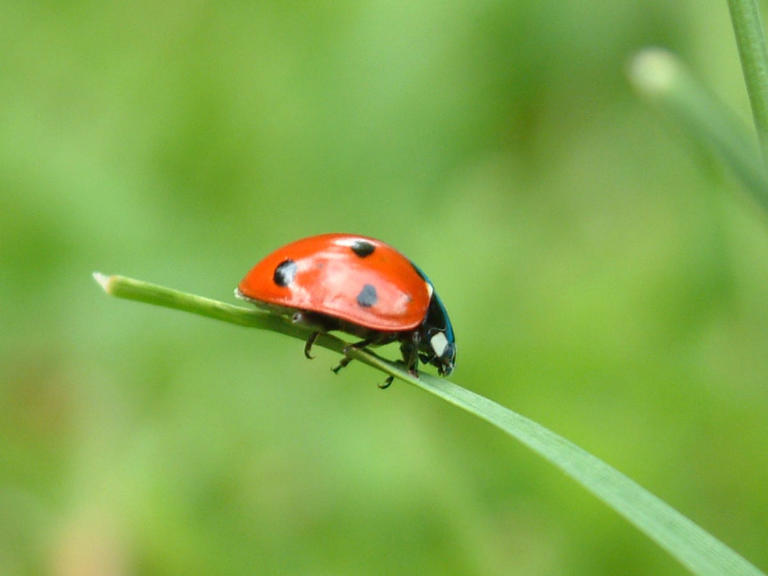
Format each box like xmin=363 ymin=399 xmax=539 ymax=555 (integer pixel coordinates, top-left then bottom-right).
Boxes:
xmin=95 ymin=272 xmax=765 ymax=576
xmin=629 ymin=48 xmax=768 ymax=211
xmin=728 ymin=0 xmax=768 ymax=164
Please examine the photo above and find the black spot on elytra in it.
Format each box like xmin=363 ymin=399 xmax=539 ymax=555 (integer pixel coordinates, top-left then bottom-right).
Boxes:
xmin=351 ymin=240 xmax=375 ymax=257
xmin=273 ymin=259 xmax=297 ymax=286
xmin=356 ymin=284 xmax=378 ymax=307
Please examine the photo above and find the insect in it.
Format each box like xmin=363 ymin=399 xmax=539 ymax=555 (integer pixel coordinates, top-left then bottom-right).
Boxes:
xmin=235 ymin=233 xmax=455 ymax=388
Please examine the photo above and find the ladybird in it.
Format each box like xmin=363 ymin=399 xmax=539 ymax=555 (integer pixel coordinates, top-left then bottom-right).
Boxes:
xmin=235 ymin=233 xmax=456 ymax=387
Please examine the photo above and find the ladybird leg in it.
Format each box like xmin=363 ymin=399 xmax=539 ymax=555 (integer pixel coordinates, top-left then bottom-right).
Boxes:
xmin=331 ymin=338 xmax=374 ymax=374
xmin=379 ymin=375 xmax=394 ymax=389
xmin=304 ymin=331 xmax=320 ymax=360
xmin=400 ymin=333 xmax=420 ymax=376
xmin=331 ymin=355 xmax=353 ymax=374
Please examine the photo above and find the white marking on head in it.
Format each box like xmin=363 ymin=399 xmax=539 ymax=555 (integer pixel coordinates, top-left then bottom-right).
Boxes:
xmin=430 ymin=332 xmax=448 ymax=358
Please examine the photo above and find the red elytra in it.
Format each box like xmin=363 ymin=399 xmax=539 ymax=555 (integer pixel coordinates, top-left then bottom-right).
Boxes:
xmin=236 ymin=233 xmax=456 ymax=385
xmin=236 ymin=233 xmax=431 ymax=332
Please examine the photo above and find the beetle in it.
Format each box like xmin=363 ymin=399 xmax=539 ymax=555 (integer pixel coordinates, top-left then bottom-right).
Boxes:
xmin=235 ymin=233 xmax=455 ymax=388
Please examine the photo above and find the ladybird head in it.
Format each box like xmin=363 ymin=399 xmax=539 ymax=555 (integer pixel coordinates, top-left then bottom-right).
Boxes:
xmin=418 ymin=290 xmax=456 ymax=376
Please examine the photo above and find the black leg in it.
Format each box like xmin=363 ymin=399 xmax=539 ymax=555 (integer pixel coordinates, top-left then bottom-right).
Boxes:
xmin=304 ymin=331 xmax=319 ymax=359
xmin=379 ymin=375 xmax=394 ymax=389
xmin=331 ymin=338 xmax=374 ymax=374
xmin=331 ymin=355 xmax=353 ymax=373
xmin=376 ymin=334 xmax=420 ymax=391
xmin=400 ymin=332 xmax=420 ymax=375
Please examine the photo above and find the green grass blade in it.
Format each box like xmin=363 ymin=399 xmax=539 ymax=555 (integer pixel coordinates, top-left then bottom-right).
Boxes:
xmin=629 ymin=48 xmax=768 ymax=211
xmin=94 ymin=272 xmax=765 ymax=576
xmin=409 ymin=374 xmax=764 ymax=576
xmin=728 ymin=0 xmax=768 ymax=163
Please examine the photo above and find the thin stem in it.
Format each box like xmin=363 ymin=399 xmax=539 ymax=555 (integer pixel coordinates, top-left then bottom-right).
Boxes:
xmin=94 ymin=272 xmax=764 ymax=576
xmin=629 ymin=48 xmax=768 ymax=211
xmin=728 ymin=0 xmax=768 ymax=164
xmin=92 ymin=273 xmax=407 ymax=379
xmin=411 ymin=373 xmax=764 ymax=576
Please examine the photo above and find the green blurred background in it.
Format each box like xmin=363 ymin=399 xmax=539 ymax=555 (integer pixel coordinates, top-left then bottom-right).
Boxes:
xmin=2 ymin=1 xmax=768 ymax=574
